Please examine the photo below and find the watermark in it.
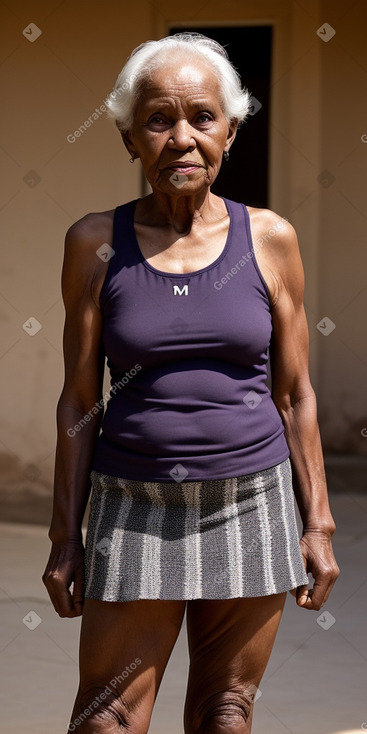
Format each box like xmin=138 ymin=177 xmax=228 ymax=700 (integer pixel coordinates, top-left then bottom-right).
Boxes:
xmin=241 ymin=514 xmax=285 ymax=558
xmin=170 ymin=317 xmax=189 ymax=333
xmin=66 ymin=80 xmax=132 ymax=143
xmin=22 ymin=317 xmax=42 ymax=336
xmin=23 ymin=611 xmax=42 ymax=630
xmin=316 ymin=23 xmax=336 ymax=42
xmin=67 ymin=364 xmax=141 ymax=437
xmin=170 ymin=172 xmax=189 ymax=188
xmin=67 ymin=658 xmax=142 ymax=731
xmin=248 ymin=96 xmax=262 ymax=116
xmin=316 ymin=317 xmax=336 ymax=336
xmin=23 ymin=170 xmax=41 ymax=188
xmin=243 ymin=683 xmax=262 ymax=704
xmin=96 ymin=243 xmax=115 ymax=261
xmin=96 ymin=537 xmax=112 ymax=556
xmin=361 ymin=428 xmax=367 ymax=438
xmin=243 ymin=391 xmax=262 ymax=409
xmin=169 ymin=463 xmax=189 ymax=482
xmin=22 ymin=463 xmax=41 ymax=481
xmin=317 ymin=170 xmax=336 ymax=188
xmin=23 ymin=23 xmax=42 ymax=42
xmin=213 ymin=217 xmax=287 ymax=290
xmin=212 ymin=514 xmax=286 ymax=587
xmin=317 ymin=610 xmax=336 ymax=630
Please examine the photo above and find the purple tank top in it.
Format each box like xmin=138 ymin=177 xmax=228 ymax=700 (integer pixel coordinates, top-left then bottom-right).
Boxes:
xmin=91 ymin=197 xmax=290 ymax=481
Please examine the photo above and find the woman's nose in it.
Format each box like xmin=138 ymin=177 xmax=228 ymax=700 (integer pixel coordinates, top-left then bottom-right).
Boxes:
xmin=167 ymin=120 xmax=195 ymax=149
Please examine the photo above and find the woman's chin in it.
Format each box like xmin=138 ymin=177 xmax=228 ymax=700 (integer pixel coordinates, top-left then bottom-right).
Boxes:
xmin=152 ymin=173 xmax=211 ymax=196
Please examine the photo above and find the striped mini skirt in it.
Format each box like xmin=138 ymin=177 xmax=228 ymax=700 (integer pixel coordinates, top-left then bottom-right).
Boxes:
xmin=84 ymin=457 xmax=308 ymax=601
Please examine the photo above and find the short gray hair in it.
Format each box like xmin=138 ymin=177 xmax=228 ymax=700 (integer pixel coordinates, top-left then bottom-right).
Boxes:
xmin=106 ymin=32 xmax=251 ymax=133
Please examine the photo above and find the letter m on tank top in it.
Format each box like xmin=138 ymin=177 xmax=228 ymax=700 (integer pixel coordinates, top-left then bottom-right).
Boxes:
xmin=173 ymin=284 xmax=189 ymax=296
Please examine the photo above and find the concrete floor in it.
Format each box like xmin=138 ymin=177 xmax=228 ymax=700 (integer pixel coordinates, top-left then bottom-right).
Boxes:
xmin=0 ymin=490 xmax=366 ymax=734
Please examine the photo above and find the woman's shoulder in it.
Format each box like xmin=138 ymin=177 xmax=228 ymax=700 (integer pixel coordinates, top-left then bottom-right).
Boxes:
xmin=240 ymin=203 xmax=291 ymax=238
xmin=65 ymin=208 xmax=115 ymax=251
xmin=240 ymin=204 xmax=301 ymax=307
xmin=64 ymin=198 xmax=138 ymax=251
xmin=240 ymin=203 xmax=298 ymax=259
xmin=61 ymin=209 xmax=117 ymax=310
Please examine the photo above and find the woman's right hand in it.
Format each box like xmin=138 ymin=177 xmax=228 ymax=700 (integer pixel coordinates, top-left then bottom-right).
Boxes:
xmin=42 ymin=540 xmax=85 ymax=618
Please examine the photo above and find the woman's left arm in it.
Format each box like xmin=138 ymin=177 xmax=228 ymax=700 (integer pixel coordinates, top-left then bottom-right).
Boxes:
xmin=267 ymin=218 xmax=340 ymax=611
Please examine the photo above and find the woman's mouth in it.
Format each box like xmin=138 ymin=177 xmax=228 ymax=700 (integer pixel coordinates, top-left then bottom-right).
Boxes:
xmin=165 ymin=162 xmax=203 ymax=174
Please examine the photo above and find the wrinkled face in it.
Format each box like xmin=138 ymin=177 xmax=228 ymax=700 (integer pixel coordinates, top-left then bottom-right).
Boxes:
xmin=123 ymin=54 xmax=237 ymax=195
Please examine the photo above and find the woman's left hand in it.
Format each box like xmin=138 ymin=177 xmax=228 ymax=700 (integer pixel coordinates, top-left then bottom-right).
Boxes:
xmin=290 ymin=529 xmax=340 ymax=610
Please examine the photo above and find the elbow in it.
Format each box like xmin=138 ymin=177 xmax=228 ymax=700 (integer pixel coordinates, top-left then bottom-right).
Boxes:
xmin=57 ymin=384 xmax=103 ymax=417
xmin=56 ymin=391 xmax=104 ymax=428
xmin=272 ymin=387 xmax=317 ymax=417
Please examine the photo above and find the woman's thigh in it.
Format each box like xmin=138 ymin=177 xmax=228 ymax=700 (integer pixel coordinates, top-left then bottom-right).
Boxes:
xmin=184 ymin=593 xmax=287 ymax=734
xmin=68 ymin=597 xmax=186 ymax=734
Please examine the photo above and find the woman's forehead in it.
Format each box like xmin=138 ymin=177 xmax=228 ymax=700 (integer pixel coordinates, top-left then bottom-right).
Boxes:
xmin=138 ymin=62 xmax=220 ymax=103
xmin=148 ymin=54 xmax=218 ymax=85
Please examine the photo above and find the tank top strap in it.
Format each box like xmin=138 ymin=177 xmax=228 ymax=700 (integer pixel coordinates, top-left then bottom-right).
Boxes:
xmin=219 ymin=197 xmax=248 ymax=248
xmin=221 ymin=197 xmax=252 ymax=256
xmin=112 ymin=199 xmax=139 ymax=267
xmin=99 ymin=200 xmax=138 ymax=307
xmin=221 ymin=197 xmax=273 ymax=306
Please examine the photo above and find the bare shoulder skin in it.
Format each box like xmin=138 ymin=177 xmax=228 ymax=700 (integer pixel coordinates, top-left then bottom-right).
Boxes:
xmin=246 ymin=206 xmax=287 ymax=307
xmin=66 ymin=210 xmax=115 ymax=307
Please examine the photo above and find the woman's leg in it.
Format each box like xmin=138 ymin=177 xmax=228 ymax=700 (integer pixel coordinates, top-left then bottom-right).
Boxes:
xmin=68 ymin=597 xmax=186 ymax=733
xmin=183 ymin=593 xmax=287 ymax=734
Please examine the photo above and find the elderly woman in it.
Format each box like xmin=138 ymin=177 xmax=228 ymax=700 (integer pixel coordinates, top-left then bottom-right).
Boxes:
xmin=43 ymin=32 xmax=339 ymax=734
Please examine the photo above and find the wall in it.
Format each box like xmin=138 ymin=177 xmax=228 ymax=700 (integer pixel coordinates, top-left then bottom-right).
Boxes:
xmin=0 ymin=0 xmax=366 ymax=519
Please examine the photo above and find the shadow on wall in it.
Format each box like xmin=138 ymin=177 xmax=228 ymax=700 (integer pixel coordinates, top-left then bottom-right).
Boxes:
xmin=0 ymin=452 xmax=53 ymax=525
xmin=320 ymin=403 xmax=367 ymax=456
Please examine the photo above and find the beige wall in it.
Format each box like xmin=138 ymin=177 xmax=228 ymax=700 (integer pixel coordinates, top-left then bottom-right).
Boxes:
xmin=1 ymin=0 xmax=366 ymax=511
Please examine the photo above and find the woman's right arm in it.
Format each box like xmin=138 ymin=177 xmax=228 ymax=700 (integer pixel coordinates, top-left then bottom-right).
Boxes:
xmin=42 ymin=217 xmax=107 ymax=617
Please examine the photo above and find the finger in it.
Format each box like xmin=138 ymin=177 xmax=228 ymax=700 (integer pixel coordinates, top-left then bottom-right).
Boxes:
xmin=296 ymin=573 xmax=338 ymax=611
xmin=307 ymin=576 xmax=336 ymax=611
xmin=71 ymin=571 xmax=85 ymax=616
xmin=43 ymin=578 xmax=62 ymax=616
xmin=58 ymin=591 xmax=79 ymax=617
xmin=52 ymin=580 xmax=80 ymax=618
xmin=318 ymin=579 xmax=336 ymax=607
xmin=295 ymin=584 xmax=310 ymax=607
xmin=44 ymin=578 xmax=77 ymax=617
xmin=299 ymin=579 xmax=328 ymax=611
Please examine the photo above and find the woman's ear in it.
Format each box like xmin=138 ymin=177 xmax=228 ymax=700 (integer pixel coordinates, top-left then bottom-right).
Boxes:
xmin=225 ymin=119 xmax=238 ymax=153
xmin=120 ymin=130 xmax=137 ymax=160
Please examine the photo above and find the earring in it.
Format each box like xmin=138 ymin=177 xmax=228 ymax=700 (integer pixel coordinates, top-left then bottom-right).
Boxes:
xmin=223 ymin=151 xmax=229 ymax=162
xmin=129 ymin=157 xmax=135 ymax=164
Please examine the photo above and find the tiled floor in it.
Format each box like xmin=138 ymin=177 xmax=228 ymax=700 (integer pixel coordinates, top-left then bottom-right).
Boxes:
xmin=0 ymin=490 xmax=366 ymax=734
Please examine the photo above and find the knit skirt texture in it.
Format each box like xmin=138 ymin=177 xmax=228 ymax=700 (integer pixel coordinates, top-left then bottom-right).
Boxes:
xmin=84 ymin=457 xmax=308 ymax=601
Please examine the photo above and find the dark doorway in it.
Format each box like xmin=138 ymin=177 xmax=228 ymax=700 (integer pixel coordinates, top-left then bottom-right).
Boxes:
xmin=169 ymin=26 xmax=272 ymax=207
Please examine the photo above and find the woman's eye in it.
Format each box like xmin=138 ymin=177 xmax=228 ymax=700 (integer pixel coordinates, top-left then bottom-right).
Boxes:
xmin=196 ymin=113 xmax=213 ymax=123
xmin=149 ymin=116 xmax=166 ymax=124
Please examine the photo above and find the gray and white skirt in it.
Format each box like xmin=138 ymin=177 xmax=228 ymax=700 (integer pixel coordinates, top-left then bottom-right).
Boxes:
xmin=84 ymin=457 xmax=308 ymax=601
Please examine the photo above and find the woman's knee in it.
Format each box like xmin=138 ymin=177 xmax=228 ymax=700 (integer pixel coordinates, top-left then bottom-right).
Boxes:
xmin=185 ymin=689 xmax=255 ymax=734
xmin=68 ymin=684 xmax=139 ymax=733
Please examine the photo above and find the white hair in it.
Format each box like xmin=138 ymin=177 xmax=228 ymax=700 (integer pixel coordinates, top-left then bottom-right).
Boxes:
xmin=105 ymin=32 xmax=251 ymax=133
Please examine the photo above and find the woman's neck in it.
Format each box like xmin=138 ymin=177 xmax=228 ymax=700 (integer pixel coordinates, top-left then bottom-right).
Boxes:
xmin=136 ymin=189 xmax=224 ymax=235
